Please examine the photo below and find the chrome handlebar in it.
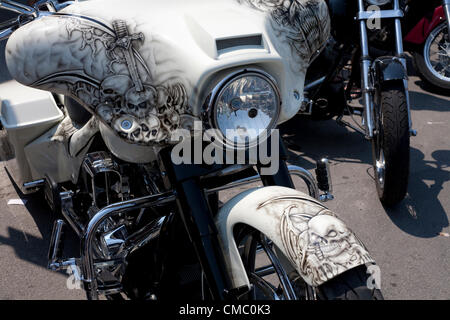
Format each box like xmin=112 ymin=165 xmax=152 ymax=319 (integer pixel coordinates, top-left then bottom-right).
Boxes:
xmin=0 ymin=0 xmax=76 ymax=41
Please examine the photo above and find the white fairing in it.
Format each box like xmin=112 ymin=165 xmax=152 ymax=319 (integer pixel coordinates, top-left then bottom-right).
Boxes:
xmin=215 ymin=186 xmax=375 ymax=288
xmin=5 ymin=0 xmax=330 ymax=151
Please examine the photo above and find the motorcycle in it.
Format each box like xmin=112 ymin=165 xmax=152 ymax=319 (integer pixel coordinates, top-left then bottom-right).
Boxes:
xmin=301 ymin=0 xmax=414 ymax=207
xmin=0 ymin=0 xmax=382 ymax=300
xmin=404 ymin=0 xmax=450 ymax=91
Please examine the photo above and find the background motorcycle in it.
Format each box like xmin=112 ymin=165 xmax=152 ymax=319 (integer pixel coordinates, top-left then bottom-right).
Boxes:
xmin=403 ymin=0 xmax=450 ymax=91
xmin=303 ymin=0 xmax=414 ymax=207
xmin=0 ymin=0 xmax=382 ymax=300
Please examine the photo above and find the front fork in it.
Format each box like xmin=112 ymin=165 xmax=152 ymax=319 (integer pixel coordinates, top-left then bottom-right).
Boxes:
xmin=444 ymin=0 xmax=450 ymax=41
xmin=357 ymin=0 xmax=414 ymax=139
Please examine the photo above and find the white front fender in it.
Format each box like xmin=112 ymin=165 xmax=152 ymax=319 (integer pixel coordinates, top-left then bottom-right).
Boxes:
xmin=215 ymin=186 xmax=375 ymax=289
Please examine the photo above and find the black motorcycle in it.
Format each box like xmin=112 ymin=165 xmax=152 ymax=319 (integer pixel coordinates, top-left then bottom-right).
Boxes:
xmin=302 ymin=0 xmax=414 ymax=207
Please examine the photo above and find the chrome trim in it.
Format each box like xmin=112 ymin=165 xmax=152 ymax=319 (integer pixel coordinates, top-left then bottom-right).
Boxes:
xmin=81 ymin=191 xmax=176 ymax=300
xmin=304 ymin=76 xmax=326 ymax=92
xmin=443 ymin=1 xmax=450 ymax=42
xmin=318 ymin=158 xmax=334 ymax=202
xmin=248 ymin=273 xmax=281 ymax=300
xmin=204 ymin=68 xmax=281 ymax=138
xmin=0 ymin=0 xmax=37 ymax=17
xmin=357 ymin=9 xmax=403 ymax=20
xmin=259 ymin=234 xmax=297 ymax=300
xmin=358 ymin=0 xmax=375 ymax=139
xmin=48 ymin=219 xmax=66 ymax=271
xmin=60 ymin=191 xmax=85 ymax=237
xmin=205 ymin=165 xmax=320 ymax=200
xmin=23 ymin=179 xmax=45 ymax=190
xmin=0 ymin=0 xmax=73 ymax=41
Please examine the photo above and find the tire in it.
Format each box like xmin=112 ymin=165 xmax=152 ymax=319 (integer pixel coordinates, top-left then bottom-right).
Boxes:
xmin=237 ymin=227 xmax=383 ymax=300
xmin=372 ymin=81 xmax=410 ymax=207
xmin=316 ymin=265 xmax=384 ymax=300
xmin=413 ymin=22 xmax=450 ymax=92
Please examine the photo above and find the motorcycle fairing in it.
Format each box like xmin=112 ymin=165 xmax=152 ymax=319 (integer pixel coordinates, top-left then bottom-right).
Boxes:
xmin=215 ymin=186 xmax=375 ymax=287
xmin=5 ymin=0 xmax=330 ymax=147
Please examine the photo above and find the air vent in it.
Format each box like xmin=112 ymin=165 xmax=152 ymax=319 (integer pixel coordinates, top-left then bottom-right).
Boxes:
xmin=216 ymin=35 xmax=263 ymax=52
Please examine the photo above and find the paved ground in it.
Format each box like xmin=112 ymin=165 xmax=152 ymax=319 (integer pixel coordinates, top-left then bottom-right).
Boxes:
xmin=0 ymin=13 xmax=448 ymax=299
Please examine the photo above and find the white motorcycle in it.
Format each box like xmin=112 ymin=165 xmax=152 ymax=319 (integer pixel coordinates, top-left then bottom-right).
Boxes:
xmin=0 ymin=0 xmax=382 ymax=300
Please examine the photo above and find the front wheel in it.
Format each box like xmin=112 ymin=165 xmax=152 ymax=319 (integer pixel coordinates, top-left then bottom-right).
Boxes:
xmin=372 ymin=82 xmax=410 ymax=207
xmin=236 ymin=227 xmax=383 ymax=300
xmin=413 ymin=22 xmax=450 ymax=92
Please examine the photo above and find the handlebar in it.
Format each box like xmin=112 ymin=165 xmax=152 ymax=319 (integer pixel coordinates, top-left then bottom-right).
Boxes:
xmin=0 ymin=0 xmax=75 ymax=41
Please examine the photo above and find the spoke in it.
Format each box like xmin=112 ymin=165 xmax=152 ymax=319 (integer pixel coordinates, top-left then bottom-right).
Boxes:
xmin=259 ymin=234 xmax=297 ymax=300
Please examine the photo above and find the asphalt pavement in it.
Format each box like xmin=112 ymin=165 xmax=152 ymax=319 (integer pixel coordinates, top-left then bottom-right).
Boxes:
xmin=0 ymin=13 xmax=449 ymax=299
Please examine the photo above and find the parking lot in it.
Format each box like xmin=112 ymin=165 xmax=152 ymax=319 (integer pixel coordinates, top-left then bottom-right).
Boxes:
xmin=0 ymin=34 xmax=449 ymax=299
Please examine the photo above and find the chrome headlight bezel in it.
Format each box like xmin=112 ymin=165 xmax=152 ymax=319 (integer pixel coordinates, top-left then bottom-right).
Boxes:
xmin=205 ymin=69 xmax=281 ymax=148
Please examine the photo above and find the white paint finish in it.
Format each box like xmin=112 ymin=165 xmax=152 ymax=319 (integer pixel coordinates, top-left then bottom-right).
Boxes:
xmin=0 ymin=80 xmax=63 ymax=129
xmin=216 ymin=186 xmax=375 ymax=288
xmin=4 ymin=0 xmax=330 ymax=150
xmin=24 ymin=116 xmax=95 ymax=184
xmin=0 ymin=80 xmax=65 ymax=185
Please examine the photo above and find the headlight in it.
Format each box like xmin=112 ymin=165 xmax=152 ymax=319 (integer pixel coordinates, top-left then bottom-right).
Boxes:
xmin=365 ymin=0 xmax=391 ymax=5
xmin=209 ymin=70 xmax=280 ymax=147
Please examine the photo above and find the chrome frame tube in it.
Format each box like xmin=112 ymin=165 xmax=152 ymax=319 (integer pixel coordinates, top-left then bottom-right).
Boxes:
xmin=80 ymin=191 xmax=176 ymax=300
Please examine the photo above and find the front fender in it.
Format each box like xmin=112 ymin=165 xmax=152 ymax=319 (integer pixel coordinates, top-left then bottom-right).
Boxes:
xmin=215 ymin=186 xmax=375 ymax=288
xmin=373 ymin=57 xmax=407 ymax=84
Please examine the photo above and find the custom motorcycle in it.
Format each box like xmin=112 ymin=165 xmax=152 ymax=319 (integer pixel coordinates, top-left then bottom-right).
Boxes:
xmin=0 ymin=0 xmax=382 ymax=300
xmin=404 ymin=0 xmax=450 ymax=91
xmin=301 ymin=0 xmax=414 ymax=207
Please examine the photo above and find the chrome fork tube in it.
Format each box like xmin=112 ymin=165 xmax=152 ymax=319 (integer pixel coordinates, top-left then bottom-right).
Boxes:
xmin=80 ymin=191 xmax=176 ymax=300
xmin=444 ymin=0 xmax=450 ymax=41
xmin=358 ymin=0 xmax=374 ymax=139
xmin=393 ymin=0 xmax=412 ymax=131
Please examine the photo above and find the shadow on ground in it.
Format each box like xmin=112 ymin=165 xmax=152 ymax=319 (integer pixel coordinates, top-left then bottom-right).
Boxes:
xmin=0 ymin=166 xmax=79 ymax=272
xmin=280 ymin=115 xmax=449 ymax=239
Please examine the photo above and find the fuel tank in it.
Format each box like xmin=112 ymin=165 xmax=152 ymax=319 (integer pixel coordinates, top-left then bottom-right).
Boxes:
xmin=5 ymin=0 xmax=330 ymax=146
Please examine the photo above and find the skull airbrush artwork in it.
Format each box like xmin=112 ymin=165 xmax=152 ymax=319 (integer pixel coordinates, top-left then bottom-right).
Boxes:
xmin=277 ymin=199 xmax=374 ymax=286
xmin=8 ymin=15 xmax=193 ymax=145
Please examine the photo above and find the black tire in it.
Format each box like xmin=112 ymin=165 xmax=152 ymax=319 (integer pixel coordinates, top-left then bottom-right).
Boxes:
xmin=413 ymin=22 xmax=450 ymax=92
xmin=372 ymin=82 xmax=410 ymax=207
xmin=316 ymin=265 xmax=383 ymax=300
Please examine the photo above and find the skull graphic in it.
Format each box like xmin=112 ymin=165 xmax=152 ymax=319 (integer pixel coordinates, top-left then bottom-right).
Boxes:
xmin=140 ymin=114 xmax=166 ymax=142
xmin=125 ymin=85 xmax=158 ymax=119
xmin=100 ymin=75 xmax=133 ymax=102
xmin=307 ymin=215 xmax=350 ymax=262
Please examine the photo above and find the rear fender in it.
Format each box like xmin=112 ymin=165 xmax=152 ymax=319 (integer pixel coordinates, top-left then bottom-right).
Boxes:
xmin=215 ymin=186 xmax=375 ymax=288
